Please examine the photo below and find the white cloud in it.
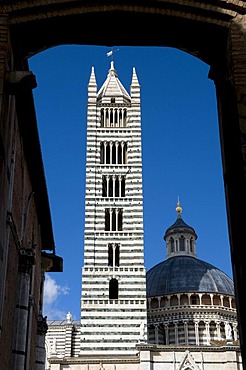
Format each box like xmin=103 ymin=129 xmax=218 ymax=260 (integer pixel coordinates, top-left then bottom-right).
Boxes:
xmin=44 ymin=274 xmax=69 ymax=305
xmin=43 ymin=274 xmax=70 ymax=320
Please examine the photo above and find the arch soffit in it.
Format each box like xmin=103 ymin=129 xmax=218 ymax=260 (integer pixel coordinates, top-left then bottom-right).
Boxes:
xmin=4 ymin=0 xmax=246 ymax=65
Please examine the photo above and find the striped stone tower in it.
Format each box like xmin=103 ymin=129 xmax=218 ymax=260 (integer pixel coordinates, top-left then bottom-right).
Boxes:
xmin=80 ymin=61 xmax=147 ymax=356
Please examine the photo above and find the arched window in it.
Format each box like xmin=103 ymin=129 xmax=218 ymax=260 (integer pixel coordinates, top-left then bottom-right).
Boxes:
xmin=102 ymin=176 xmax=125 ymax=198
xmin=102 ymin=175 xmax=107 ymax=197
xmin=114 ymin=109 xmax=118 ymax=125
xmin=191 ymin=294 xmax=198 ymax=305
xmin=179 ymin=235 xmax=185 ymax=251
xmin=100 ymin=108 xmax=104 ymax=127
xmin=123 ymin=109 xmax=127 ymax=127
xmin=109 ymin=176 xmax=113 ymax=197
xmin=112 ymin=143 xmax=116 ymax=164
xmin=115 ymin=244 xmax=120 ymax=266
xmin=105 ymin=109 xmax=109 ymax=127
xmin=112 ymin=209 xmax=116 ymax=231
xmin=108 ymin=244 xmax=120 ymax=267
xmin=115 ymin=176 xmax=119 ymax=197
xmin=123 ymin=143 xmax=127 ymax=164
xmin=170 ymin=238 xmax=174 ymax=252
xmin=105 ymin=208 xmax=123 ymax=231
xmin=110 ymin=109 xmax=113 ymax=126
xmin=119 ymin=109 xmax=122 ymax=127
xmin=108 ymin=244 xmax=113 ymax=266
xmin=121 ymin=176 xmax=125 ymax=197
xmin=100 ymin=141 xmax=128 ymax=165
xmin=118 ymin=209 xmax=123 ymax=231
xmin=100 ymin=142 xmax=104 ymax=163
xmin=190 ymin=237 xmax=193 ymax=252
xmin=118 ymin=144 xmax=122 ymax=164
xmin=105 ymin=209 xmax=110 ymax=231
xmin=106 ymin=143 xmax=110 ymax=164
xmin=109 ymin=278 xmax=118 ymax=299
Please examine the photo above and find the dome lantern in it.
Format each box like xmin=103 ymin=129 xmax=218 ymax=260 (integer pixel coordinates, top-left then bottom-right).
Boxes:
xmin=164 ymin=200 xmax=197 ymax=259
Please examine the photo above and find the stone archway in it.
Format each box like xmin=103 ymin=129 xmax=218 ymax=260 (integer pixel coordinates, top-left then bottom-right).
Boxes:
xmin=1 ymin=1 xmax=246 ymax=366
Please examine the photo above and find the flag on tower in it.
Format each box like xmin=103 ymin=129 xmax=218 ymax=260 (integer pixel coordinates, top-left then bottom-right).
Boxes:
xmin=106 ymin=48 xmax=119 ymax=58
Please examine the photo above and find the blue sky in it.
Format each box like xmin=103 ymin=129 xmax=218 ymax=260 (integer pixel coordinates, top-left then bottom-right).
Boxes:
xmin=29 ymin=45 xmax=233 ymax=320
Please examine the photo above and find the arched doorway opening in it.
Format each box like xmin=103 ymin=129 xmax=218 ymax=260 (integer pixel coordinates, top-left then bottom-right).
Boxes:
xmin=6 ymin=2 xmax=246 ymax=364
xmin=28 ymin=44 xmax=231 ymax=320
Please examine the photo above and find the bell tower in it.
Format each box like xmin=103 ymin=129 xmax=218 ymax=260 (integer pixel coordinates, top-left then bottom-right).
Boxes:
xmin=80 ymin=61 xmax=147 ymax=356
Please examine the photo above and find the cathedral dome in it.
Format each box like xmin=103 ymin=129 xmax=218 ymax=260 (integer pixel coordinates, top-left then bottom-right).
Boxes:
xmin=146 ymin=255 xmax=234 ymax=297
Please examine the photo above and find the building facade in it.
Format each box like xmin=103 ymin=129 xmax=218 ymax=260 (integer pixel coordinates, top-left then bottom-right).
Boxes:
xmin=0 ymin=59 xmax=63 ymax=369
xmin=45 ymin=63 xmax=242 ymax=370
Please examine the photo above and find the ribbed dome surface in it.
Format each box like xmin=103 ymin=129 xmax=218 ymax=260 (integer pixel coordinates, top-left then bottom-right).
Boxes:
xmin=147 ymin=256 xmax=234 ymax=297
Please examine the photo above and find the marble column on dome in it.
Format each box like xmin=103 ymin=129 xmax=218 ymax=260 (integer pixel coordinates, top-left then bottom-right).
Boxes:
xmin=195 ymin=321 xmax=199 ymax=345
xmin=184 ymin=321 xmax=188 ymax=345
xmin=205 ymin=321 xmax=210 ymax=345
xmin=174 ymin=322 xmax=178 ymax=345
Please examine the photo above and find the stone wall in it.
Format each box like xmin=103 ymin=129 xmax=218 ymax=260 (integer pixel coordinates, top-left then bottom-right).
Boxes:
xmin=0 ymin=13 xmax=62 ymax=370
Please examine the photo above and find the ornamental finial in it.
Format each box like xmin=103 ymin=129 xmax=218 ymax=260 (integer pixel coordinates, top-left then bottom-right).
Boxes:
xmin=176 ymin=197 xmax=182 ymax=217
